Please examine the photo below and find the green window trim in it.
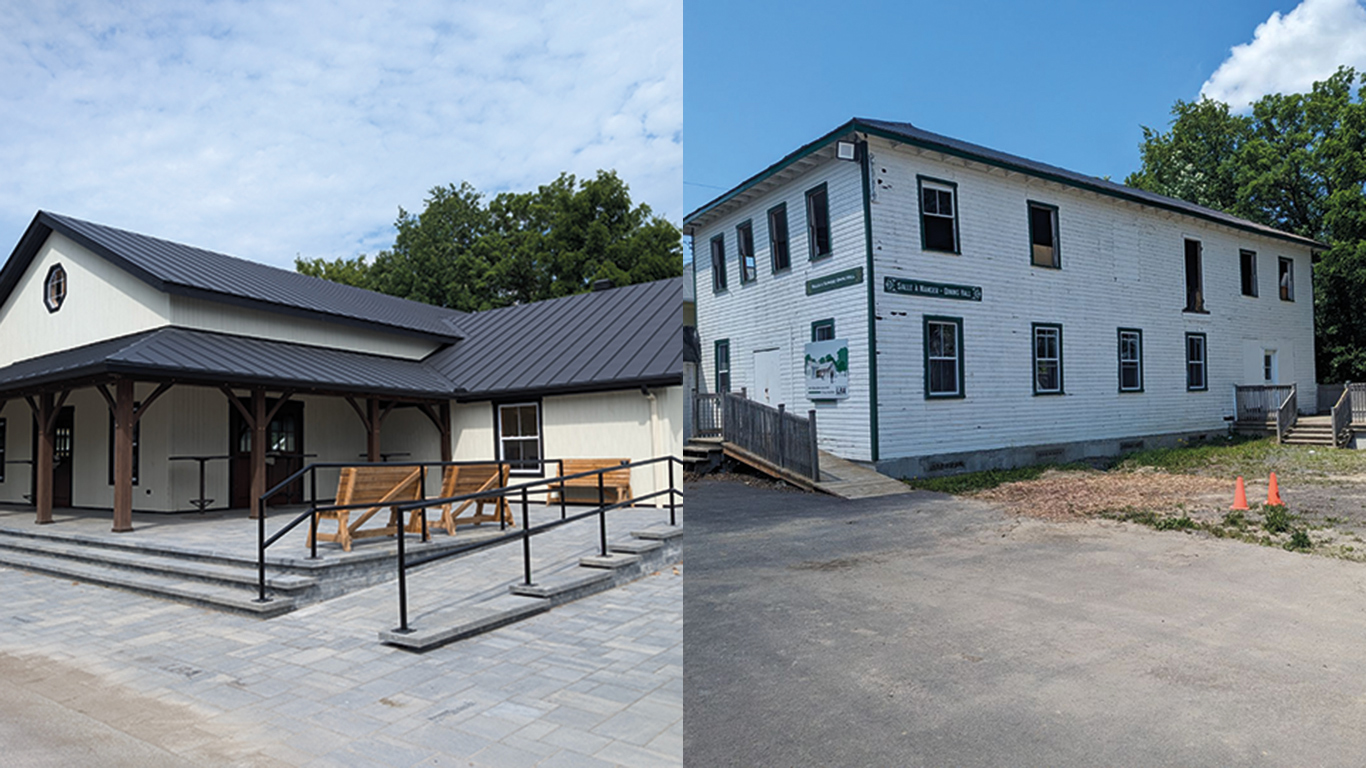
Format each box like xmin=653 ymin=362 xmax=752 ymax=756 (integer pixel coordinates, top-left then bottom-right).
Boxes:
xmin=714 ymin=339 xmax=731 ymax=393
xmin=811 ymin=319 xmax=835 ymax=342
xmin=1026 ymin=200 xmax=1060 ymax=269
xmin=923 ymin=315 xmax=965 ymax=400
xmin=1118 ymin=327 xmax=1144 ymax=393
xmin=916 ymin=175 xmax=960 ymax=255
xmin=737 ymin=220 xmax=756 ymax=284
xmin=768 ymin=202 xmax=791 ymax=273
xmin=1186 ymin=332 xmax=1209 ymax=391
xmin=1031 ymin=323 xmax=1064 ymax=395
xmin=805 ymin=182 xmax=832 ymax=261
xmin=710 ymin=234 xmax=727 ymax=293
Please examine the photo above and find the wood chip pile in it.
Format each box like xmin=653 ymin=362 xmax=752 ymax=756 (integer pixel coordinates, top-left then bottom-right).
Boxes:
xmin=972 ymin=468 xmax=1229 ymax=521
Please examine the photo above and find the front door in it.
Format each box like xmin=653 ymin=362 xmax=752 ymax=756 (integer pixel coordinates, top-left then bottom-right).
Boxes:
xmin=753 ymin=348 xmax=781 ymax=405
xmin=229 ymin=400 xmax=305 ymax=508
xmin=32 ymin=406 xmax=74 ymax=508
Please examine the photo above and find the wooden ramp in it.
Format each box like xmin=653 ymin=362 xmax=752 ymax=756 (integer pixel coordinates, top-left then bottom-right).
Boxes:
xmin=722 ymin=443 xmax=910 ymax=499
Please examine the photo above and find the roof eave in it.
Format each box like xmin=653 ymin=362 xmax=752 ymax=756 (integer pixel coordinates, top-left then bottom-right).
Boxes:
xmin=453 ymin=374 xmax=683 ymax=403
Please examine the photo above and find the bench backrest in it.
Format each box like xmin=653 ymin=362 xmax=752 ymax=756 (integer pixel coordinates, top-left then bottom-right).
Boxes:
xmin=441 ymin=463 xmax=511 ymax=498
xmin=560 ymin=458 xmax=631 ymax=486
xmin=336 ymin=466 xmax=422 ymax=506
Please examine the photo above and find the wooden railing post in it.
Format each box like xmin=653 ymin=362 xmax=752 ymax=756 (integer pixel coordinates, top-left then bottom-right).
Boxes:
xmin=808 ymin=409 xmax=820 ymax=483
xmin=776 ymin=404 xmax=786 ymax=470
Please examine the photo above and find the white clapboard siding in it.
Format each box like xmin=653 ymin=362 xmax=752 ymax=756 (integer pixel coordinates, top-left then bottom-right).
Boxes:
xmin=693 ymin=155 xmax=873 ymax=461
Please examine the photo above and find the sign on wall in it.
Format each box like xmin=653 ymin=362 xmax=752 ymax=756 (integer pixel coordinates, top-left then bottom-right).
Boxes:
xmin=806 ymin=268 xmax=864 ymax=296
xmin=805 ymin=338 xmax=850 ymax=400
xmin=884 ymin=277 xmax=982 ymax=302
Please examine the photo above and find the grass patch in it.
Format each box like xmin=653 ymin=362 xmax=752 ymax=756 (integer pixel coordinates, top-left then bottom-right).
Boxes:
xmin=1262 ymin=504 xmax=1295 ymax=534
xmin=1117 ymin=435 xmax=1366 ymax=480
xmin=906 ymin=465 xmax=1056 ymax=494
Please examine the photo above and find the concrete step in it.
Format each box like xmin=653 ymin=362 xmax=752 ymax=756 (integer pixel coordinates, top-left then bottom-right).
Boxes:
xmin=0 ymin=547 xmax=296 ymax=618
xmin=0 ymin=534 xmax=316 ymax=596
xmin=378 ymin=594 xmax=549 ymax=651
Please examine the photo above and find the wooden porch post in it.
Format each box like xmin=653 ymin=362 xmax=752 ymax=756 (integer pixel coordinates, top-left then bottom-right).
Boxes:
xmin=366 ymin=397 xmax=381 ymax=462
xmin=439 ymin=401 xmax=452 ymax=462
xmin=251 ymin=388 xmax=266 ymax=520
xmin=34 ymin=393 xmax=53 ymax=525
xmin=112 ymin=379 xmax=135 ymax=532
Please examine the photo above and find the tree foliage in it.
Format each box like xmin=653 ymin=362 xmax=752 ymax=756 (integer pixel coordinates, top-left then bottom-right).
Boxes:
xmin=1127 ymin=67 xmax=1366 ymax=381
xmin=295 ymin=171 xmax=682 ymax=312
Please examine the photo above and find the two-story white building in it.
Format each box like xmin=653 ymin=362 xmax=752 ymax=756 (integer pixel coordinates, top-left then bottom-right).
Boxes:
xmin=684 ymin=118 xmax=1323 ymax=478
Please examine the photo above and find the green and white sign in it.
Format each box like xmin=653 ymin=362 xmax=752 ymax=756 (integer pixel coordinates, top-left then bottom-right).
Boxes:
xmin=805 ymin=338 xmax=850 ymax=400
xmin=884 ymin=277 xmax=982 ymax=302
xmin=806 ymin=267 xmax=864 ymax=296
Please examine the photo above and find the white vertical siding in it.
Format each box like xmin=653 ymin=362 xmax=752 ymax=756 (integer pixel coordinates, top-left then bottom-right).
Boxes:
xmin=692 ymin=152 xmax=874 ymax=461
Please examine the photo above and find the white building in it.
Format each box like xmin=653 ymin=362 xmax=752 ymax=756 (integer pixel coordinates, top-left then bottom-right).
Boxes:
xmin=0 ymin=212 xmax=682 ymax=529
xmin=684 ymin=119 xmax=1321 ymax=478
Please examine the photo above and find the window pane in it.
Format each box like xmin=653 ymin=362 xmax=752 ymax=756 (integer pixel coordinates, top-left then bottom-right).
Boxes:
xmin=937 ymin=190 xmax=953 ymax=217
xmin=1037 ymin=361 xmax=1058 ymax=392
xmin=923 ymin=187 xmax=938 ymax=214
xmin=924 ymin=217 xmax=955 ymax=251
xmin=1030 ymin=206 xmax=1054 ymax=247
xmin=939 ymin=324 xmax=957 ymax=357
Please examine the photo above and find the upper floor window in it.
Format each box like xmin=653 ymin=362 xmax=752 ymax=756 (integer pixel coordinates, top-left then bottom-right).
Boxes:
xmin=924 ymin=316 xmax=964 ymax=399
xmin=1279 ymin=257 xmax=1294 ymax=301
xmin=918 ymin=176 xmax=959 ymax=253
xmin=805 ymin=184 xmax=831 ymax=260
xmin=1032 ymin=323 xmax=1063 ymax=395
xmin=737 ymin=221 xmax=756 ymax=284
xmin=1028 ymin=202 xmax=1059 ymax=268
xmin=715 ymin=340 xmax=731 ymax=393
xmin=1240 ymin=250 xmax=1258 ymax=297
xmin=1118 ymin=328 xmax=1144 ymax=392
xmin=768 ymin=203 xmax=791 ymax=272
xmin=710 ymin=234 xmax=727 ymax=292
xmin=1184 ymin=239 xmax=1204 ymax=312
xmin=812 ymin=319 xmax=835 ymax=342
xmin=44 ymin=264 xmax=67 ymax=312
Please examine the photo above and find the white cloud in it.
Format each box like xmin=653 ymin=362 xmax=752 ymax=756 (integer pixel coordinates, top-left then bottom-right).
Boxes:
xmin=1201 ymin=0 xmax=1366 ymax=107
xmin=0 ymin=0 xmax=682 ymax=268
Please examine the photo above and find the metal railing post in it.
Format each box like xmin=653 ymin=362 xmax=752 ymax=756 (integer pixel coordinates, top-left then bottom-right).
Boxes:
xmin=668 ymin=459 xmax=677 ymax=526
xmin=598 ymin=471 xmax=608 ymax=557
xmin=521 ymin=487 xmax=533 ymax=586
xmin=396 ymin=507 xmax=409 ymax=633
xmin=558 ymin=459 xmax=567 ymax=520
xmin=419 ymin=465 xmax=428 ymax=542
xmin=256 ymin=500 xmax=268 ymax=602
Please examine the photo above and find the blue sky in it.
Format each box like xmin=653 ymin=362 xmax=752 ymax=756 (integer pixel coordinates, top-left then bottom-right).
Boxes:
xmin=0 ymin=1 xmax=681 ymax=268
xmin=683 ymin=0 xmax=1366 ymax=219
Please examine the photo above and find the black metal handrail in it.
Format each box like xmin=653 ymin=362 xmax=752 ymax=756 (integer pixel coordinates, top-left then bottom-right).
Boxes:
xmin=253 ymin=458 xmax=569 ymax=603
xmin=386 ymin=454 xmax=683 ymax=635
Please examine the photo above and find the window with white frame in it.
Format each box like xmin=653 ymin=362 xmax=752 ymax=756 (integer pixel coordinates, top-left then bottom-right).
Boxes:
xmin=737 ymin=221 xmax=756 ymax=283
xmin=768 ymin=203 xmax=790 ymax=272
xmin=918 ymin=177 xmax=959 ymax=253
xmin=1028 ymin=202 xmax=1059 ymax=268
xmin=1186 ymin=333 xmax=1207 ymax=391
xmin=924 ymin=316 xmax=964 ymax=398
xmin=715 ymin=339 xmax=730 ymax=393
xmin=1032 ymin=324 xmax=1063 ymax=394
xmin=1279 ymin=257 xmax=1294 ymax=301
xmin=805 ymin=184 xmax=831 ymax=260
xmin=498 ymin=402 xmax=541 ymax=473
xmin=1118 ymin=328 xmax=1143 ymax=392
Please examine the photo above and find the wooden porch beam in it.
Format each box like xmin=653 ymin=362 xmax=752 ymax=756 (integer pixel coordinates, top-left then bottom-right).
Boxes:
xmin=344 ymin=395 xmax=369 ymax=431
xmin=33 ymin=393 xmax=53 ymax=525
xmin=366 ymin=397 xmax=381 ymax=463
xmin=417 ymin=402 xmax=453 ymax=462
xmin=112 ymin=379 xmax=135 ymax=532
xmin=220 ymin=386 xmax=255 ymax=427
xmin=250 ymin=388 xmax=266 ymax=520
xmin=264 ymin=389 xmax=296 ymax=425
xmin=132 ymin=381 xmax=174 ymax=425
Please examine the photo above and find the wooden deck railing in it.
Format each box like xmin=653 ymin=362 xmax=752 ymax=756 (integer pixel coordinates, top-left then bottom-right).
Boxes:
xmin=1331 ymin=384 xmax=1352 ymax=448
xmin=1234 ymin=384 xmax=1295 ymax=423
xmin=722 ymin=393 xmax=820 ymax=482
xmin=694 ymin=393 xmax=723 ymax=438
xmin=1348 ymin=382 xmax=1366 ymax=424
xmin=1274 ymin=384 xmax=1298 ymax=444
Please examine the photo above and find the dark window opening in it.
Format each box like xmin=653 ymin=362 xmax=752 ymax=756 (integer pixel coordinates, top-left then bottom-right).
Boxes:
xmin=812 ymin=319 xmax=835 ymax=342
xmin=1029 ymin=203 xmax=1059 ymax=268
xmin=1119 ymin=329 xmax=1143 ymax=392
xmin=1184 ymin=239 xmax=1204 ymax=312
xmin=715 ymin=340 xmax=731 ymax=393
xmin=1240 ymin=250 xmax=1258 ymax=297
xmin=710 ymin=235 xmax=727 ymax=292
xmin=920 ymin=179 xmax=959 ymax=253
xmin=806 ymin=184 xmax=831 ymax=259
xmin=737 ymin=221 xmax=756 ymax=283
xmin=1279 ymin=257 xmax=1294 ymax=301
xmin=1187 ymin=333 xmax=1208 ymax=391
xmin=768 ymin=204 xmax=790 ymax=272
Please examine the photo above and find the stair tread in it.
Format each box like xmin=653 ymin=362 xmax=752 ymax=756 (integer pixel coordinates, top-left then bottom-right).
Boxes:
xmin=0 ymin=549 xmax=295 ymax=617
xmin=0 ymin=536 xmax=316 ymax=591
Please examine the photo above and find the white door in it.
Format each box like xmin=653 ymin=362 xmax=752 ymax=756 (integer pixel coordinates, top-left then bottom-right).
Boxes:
xmin=753 ymin=348 xmax=781 ymax=405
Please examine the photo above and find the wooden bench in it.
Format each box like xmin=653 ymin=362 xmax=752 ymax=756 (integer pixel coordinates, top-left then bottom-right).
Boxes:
xmin=307 ymin=466 xmax=423 ymax=552
xmin=545 ymin=459 xmax=633 ymax=506
xmin=416 ymin=462 xmax=514 ymax=535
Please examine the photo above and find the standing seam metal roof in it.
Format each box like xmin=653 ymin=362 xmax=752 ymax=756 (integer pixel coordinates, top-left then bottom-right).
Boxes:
xmin=0 ymin=212 xmax=468 ymax=341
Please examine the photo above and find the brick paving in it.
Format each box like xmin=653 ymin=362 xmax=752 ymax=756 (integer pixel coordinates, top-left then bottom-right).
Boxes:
xmin=0 ymin=512 xmax=681 ymax=767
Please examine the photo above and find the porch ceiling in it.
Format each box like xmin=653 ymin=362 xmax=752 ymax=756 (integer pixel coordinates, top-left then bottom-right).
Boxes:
xmin=0 ymin=326 xmax=459 ymax=399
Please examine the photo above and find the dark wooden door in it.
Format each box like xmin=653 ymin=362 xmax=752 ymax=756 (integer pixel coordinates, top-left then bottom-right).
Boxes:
xmin=32 ymin=406 xmax=74 ymax=508
xmin=229 ymin=400 xmax=305 ymax=508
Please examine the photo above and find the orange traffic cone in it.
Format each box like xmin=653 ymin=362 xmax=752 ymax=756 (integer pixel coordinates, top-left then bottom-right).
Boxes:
xmin=1231 ymin=476 xmax=1249 ymax=510
xmin=1267 ymin=472 xmax=1284 ymax=506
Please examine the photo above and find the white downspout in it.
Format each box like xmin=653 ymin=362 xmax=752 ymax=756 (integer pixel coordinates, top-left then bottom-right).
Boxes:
xmin=644 ymin=387 xmax=663 ymax=507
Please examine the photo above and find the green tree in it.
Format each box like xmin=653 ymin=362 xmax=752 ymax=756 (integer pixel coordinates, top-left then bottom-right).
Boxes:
xmin=298 ymin=172 xmax=683 ymax=312
xmin=1128 ymin=67 xmax=1366 ymax=381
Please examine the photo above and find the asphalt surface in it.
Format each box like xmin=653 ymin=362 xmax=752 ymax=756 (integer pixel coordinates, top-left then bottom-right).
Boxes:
xmin=684 ymin=477 xmax=1366 ymax=767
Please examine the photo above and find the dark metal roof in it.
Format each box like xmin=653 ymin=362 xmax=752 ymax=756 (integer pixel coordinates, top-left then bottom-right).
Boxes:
xmin=0 ymin=327 xmax=459 ymax=399
xmin=0 ymin=212 xmax=468 ymax=341
xmin=685 ymin=118 xmax=1326 ymax=250
xmin=426 ymin=278 xmax=683 ymax=399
